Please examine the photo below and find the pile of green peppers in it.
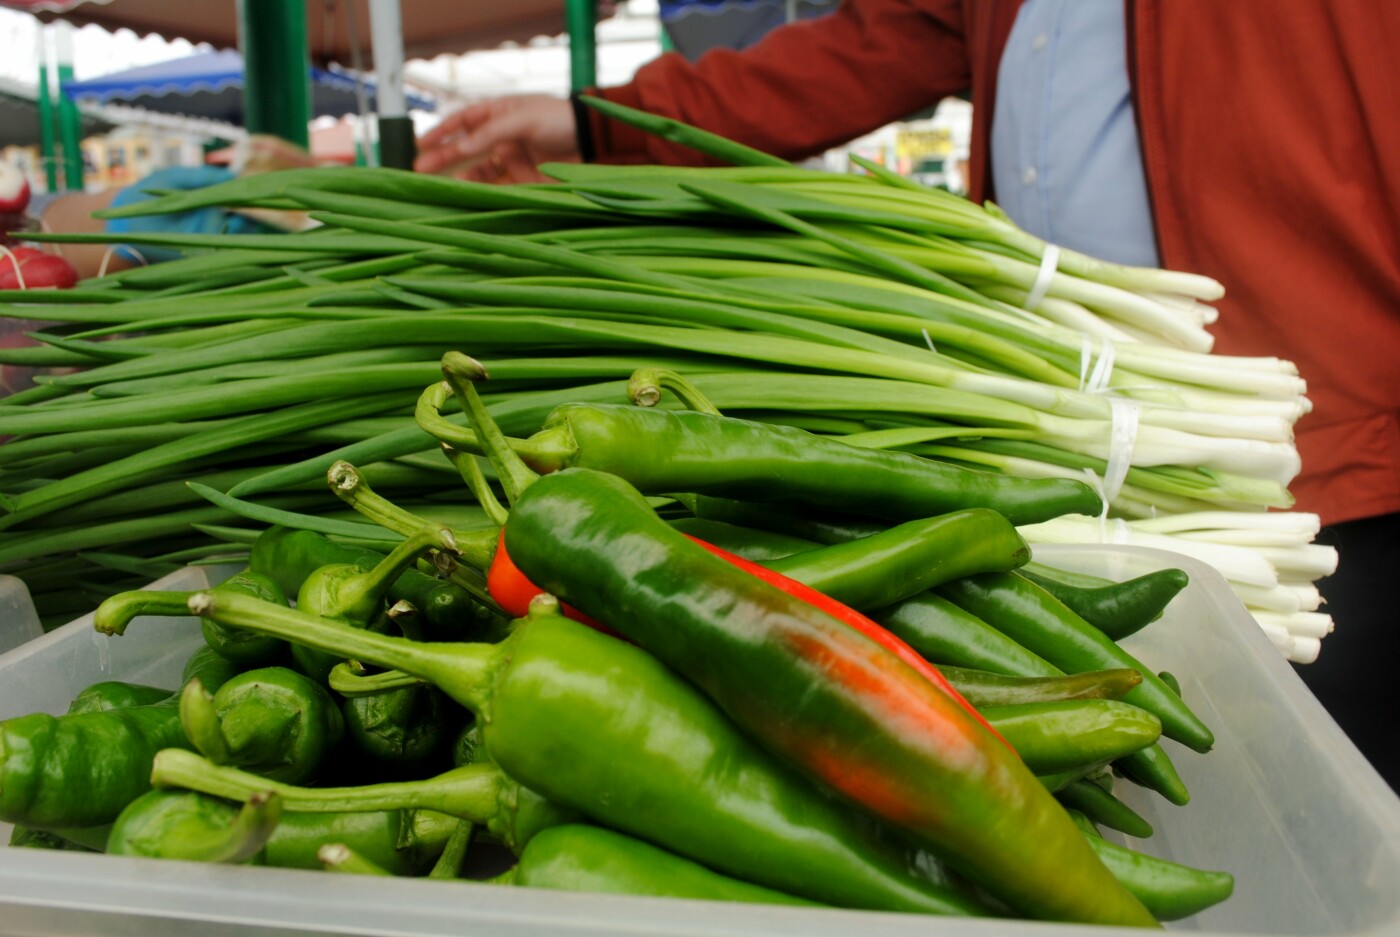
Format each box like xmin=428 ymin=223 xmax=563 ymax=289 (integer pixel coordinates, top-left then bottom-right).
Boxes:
xmin=0 ymin=358 xmax=1235 ymax=927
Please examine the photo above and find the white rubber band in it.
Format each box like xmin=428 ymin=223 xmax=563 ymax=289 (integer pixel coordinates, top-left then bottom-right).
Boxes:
xmin=99 ymin=245 xmax=149 ymax=278
xmin=1077 ymin=337 xmax=1117 ymax=394
xmin=0 ymin=244 xmax=26 ymax=290
xmin=1022 ymin=243 xmax=1060 ymax=310
xmin=1102 ymin=397 xmax=1141 ymax=504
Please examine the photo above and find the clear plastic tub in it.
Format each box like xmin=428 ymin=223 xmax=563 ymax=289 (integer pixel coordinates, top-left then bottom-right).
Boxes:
xmin=1 ymin=548 xmax=1397 ymax=936
xmin=0 ymin=573 xmax=41 ymax=656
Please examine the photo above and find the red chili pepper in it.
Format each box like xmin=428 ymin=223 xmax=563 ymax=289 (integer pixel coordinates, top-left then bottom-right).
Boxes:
xmin=487 ymin=529 xmax=1008 ymax=748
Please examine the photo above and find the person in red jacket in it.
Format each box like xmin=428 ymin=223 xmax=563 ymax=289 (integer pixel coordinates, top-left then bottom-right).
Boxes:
xmin=417 ymin=1 xmax=1400 ymax=790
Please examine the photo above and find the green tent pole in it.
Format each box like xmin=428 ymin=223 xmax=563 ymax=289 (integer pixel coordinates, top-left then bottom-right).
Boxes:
xmin=54 ymin=21 xmax=84 ymax=191
xmin=566 ymin=0 xmax=597 ymax=92
xmin=239 ymin=0 xmax=311 ymax=148
xmin=35 ymin=28 xmax=58 ymax=193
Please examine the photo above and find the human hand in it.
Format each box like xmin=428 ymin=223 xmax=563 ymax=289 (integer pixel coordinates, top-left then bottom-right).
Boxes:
xmin=106 ymin=165 xmax=269 ymax=263
xmin=414 ymin=95 xmax=579 ymax=183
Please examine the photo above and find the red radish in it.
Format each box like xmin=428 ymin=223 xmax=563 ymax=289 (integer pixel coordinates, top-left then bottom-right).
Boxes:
xmin=0 ymin=163 xmax=30 ymax=214
xmin=0 ymin=248 xmax=79 ymax=290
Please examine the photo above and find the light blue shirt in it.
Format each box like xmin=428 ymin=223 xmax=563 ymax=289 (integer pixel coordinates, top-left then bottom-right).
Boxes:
xmin=990 ymin=0 xmax=1160 ymax=268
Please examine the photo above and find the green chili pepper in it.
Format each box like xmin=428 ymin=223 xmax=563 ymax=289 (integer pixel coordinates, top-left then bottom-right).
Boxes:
xmin=340 ymin=681 xmax=457 ymax=772
xmin=8 ymin=825 xmax=98 ymax=851
xmin=497 ymin=471 xmax=1152 ymax=926
xmin=66 ymin=680 xmax=174 ymax=714
xmin=761 ymin=509 xmax=1030 ymax=611
xmin=507 ymin=403 xmax=1102 ymax=526
xmin=939 ymin=666 xmax=1142 ymax=707
xmin=1057 ymin=777 xmax=1154 ymax=839
xmin=180 ymin=668 xmax=344 ymax=784
xmin=1066 ymin=811 xmax=1236 ymax=921
xmin=180 ymin=644 xmax=245 ymax=695
xmin=250 ymin=526 xmax=496 ymax=642
xmin=290 ymin=528 xmax=456 ymax=683
xmin=107 ymin=788 xmax=458 ymax=874
xmin=0 ymin=700 xmax=192 ymax=828
xmin=981 ymin=700 xmax=1162 ymax=775
xmin=495 ymin=825 xmax=817 ymax=906
xmin=107 ymin=788 xmax=282 ymax=864
xmin=666 ymin=516 xmax=815 ymax=562
xmin=1017 ymin=563 xmax=1190 ymax=642
xmin=146 ymin=593 xmax=991 ymax=916
xmin=938 ymin=572 xmax=1210 ymax=752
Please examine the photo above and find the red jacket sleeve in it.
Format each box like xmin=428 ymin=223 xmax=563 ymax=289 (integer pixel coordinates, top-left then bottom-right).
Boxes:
xmin=589 ymin=0 xmax=972 ymax=165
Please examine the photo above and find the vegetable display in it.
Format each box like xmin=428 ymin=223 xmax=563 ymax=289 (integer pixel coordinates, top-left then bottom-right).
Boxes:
xmin=0 ymin=104 xmax=1260 ymax=926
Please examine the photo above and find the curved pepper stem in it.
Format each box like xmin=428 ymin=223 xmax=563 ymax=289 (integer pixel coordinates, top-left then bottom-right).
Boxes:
xmin=93 ymin=590 xmax=193 ymax=637
xmin=329 ymin=661 xmax=429 ymax=698
xmin=627 ymin=367 xmax=722 ymax=416
xmin=300 ymin=526 xmax=460 ymax=625
xmin=153 ymin=749 xmax=504 ymax=822
xmin=127 ymin=788 xmax=281 ymax=865
xmin=427 ymin=820 xmax=475 ymax=880
xmin=441 ymin=442 xmax=510 ymax=526
xmin=415 ymin=380 xmax=480 ymax=452
xmin=440 ymin=352 xmax=538 ymax=505
xmin=326 ymin=460 xmax=497 ymax=580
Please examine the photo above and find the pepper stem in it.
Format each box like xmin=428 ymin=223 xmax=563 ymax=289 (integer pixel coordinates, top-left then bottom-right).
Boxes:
xmin=329 ymin=661 xmax=429 ymax=698
xmin=427 ymin=820 xmax=475 ymax=879
xmin=182 ymin=590 xmax=504 ymax=715
xmin=152 ymin=749 xmax=508 ymax=825
xmin=179 ymin=678 xmax=234 ymax=764
xmin=628 ymin=367 xmax=722 ymax=415
xmin=326 ymin=460 xmax=496 ymax=574
xmin=324 ymin=527 xmax=460 ymax=623
xmin=441 ymin=442 xmax=510 ymax=526
xmin=440 ymin=352 xmax=538 ymax=505
xmin=155 ymin=789 xmax=283 ymax=865
xmin=319 ymin=842 xmax=394 ymax=876
xmin=94 ymin=590 xmax=193 ymax=636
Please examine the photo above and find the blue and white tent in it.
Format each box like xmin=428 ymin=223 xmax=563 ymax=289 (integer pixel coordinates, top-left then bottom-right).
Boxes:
xmin=64 ymin=49 xmax=435 ymax=127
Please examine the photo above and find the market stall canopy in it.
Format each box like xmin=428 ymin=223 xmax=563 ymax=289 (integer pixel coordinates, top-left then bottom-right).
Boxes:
xmin=0 ymin=0 xmax=615 ymax=67
xmin=0 ymin=75 xmax=113 ymax=148
xmin=63 ymin=49 xmax=436 ymax=126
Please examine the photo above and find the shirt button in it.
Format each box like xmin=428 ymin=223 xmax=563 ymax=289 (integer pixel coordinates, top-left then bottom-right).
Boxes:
xmin=1022 ymin=166 xmax=1038 ymax=186
xmin=1032 ymin=33 xmax=1049 ymax=50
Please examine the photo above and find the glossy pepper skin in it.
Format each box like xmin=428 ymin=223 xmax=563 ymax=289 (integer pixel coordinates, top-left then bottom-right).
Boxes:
xmin=526 ymin=403 xmax=1103 ymax=526
xmin=1017 ymin=563 xmax=1190 ymax=642
xmin=981 ymin=700 xmax=1162 ymax=775
xmin=503 ymin=468 xmax=1156 ymax=927
xmin=939 ymin=667 xmax=1143 ymax=708
xmin=939 ymin=571 xmax=1214 ymax=753
xmin=181 ymin=667 xmax=344 ymax=785
xmin=499 ymin=825 xmax=817 ymax=906
xmin=0 ymin=639 xmax=240 ymax=830
xmin=170 ymin=592 xmax=991 ymax=916
xmin=250 ymin=526 xmax=494 ymax=642
xmin=0 ymin=700 xmax=192 ymax=828
xmin=66 ymin=681 xmax=173 ymax=714
xmin=761 ymin=508 xmax=1030 ymax=611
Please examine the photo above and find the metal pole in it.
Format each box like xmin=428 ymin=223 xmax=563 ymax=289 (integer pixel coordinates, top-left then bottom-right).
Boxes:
xmin=367 ymin=0 xmax=413 ymax=170
xmin=566 ymin=0 xmax=597 ymax=92
xmin=54 ymin=20 xmax=85 ymax=191
xmin=35 ymin=28 xmax=58 ymax=193
xmin=239 ymin=0 xmax=311 ymax=148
